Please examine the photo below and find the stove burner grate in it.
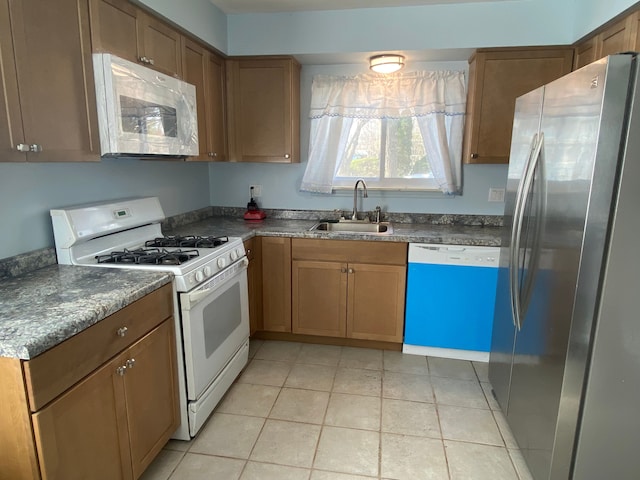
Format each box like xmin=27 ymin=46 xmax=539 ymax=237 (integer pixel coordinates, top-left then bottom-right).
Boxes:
xmin=96 ymin=248 xmax=200 ymax=266
xmin=145 ymin=235 xmax=229 ymax=249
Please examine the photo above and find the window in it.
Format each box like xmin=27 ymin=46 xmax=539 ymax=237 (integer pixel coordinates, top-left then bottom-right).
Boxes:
xmin=333 ymin=117 xmax=434 ymax=190
xmin=301 ymin=71 xmax=466 ymax=195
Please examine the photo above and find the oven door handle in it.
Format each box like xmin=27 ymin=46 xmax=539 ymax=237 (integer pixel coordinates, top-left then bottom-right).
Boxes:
xmin=181 ymin=260 xmax=248 ymax=311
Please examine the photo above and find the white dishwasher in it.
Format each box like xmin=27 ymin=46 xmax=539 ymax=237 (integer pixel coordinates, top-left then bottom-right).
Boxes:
xmin=403 ymin=243 xmax=500 ymax=362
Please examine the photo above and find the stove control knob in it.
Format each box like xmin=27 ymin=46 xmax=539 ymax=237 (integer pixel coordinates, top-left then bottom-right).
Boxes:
xmin=195 ymin=270 xmax=204 ymax=282
xmin=236 ymin=247 xmax=244 ymax=258
xmin=230 ymin=250 xmax=238 ymax=261
xmin=203 ymin=266 xmax=212 ymax=277
xmin=217 ymin=257 xmax=227 ymax=269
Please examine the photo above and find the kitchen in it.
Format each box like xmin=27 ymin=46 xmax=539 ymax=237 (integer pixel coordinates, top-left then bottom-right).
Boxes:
xmin=1 ymin=0 xmax=639 ymax=479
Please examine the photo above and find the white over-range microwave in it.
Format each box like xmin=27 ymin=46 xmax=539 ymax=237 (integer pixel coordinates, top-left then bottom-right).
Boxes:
xmin=93 ymin=53 xmax=199 ymax=158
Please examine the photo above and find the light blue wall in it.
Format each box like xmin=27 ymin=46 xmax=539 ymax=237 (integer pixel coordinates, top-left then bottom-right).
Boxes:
xmin=0 ymin=159 xmax=210 ymax=259
xmin=209 ymin=60 xmax=509 ymax=216
xmin=227 ymin=0 xmax=575 ymax=56
xmin=572 ymin=0 xmax=638 ymax=39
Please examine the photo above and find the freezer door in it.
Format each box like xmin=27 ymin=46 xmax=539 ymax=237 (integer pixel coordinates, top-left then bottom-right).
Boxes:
xmin=489 ymin=86 xmax=544 ymax=413
xmin=506 ymin=56 xmax=634 ymax=480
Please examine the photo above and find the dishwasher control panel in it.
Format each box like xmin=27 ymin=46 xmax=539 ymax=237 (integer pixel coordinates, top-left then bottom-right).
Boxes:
xmin=408 ymin=243 xmax=500 ymax=268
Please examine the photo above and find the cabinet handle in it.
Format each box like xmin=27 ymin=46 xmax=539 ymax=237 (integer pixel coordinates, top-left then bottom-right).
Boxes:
xmin=284 ymin=154 xmax=290 ymax=159
xmin=470 ymin=153 xmax=479 ymax=159
xmin=116 ymin=326 xmax=128 ymax=337
xmin=125 ymin=358 xmax=136 ymax=369
xmin=115 ymin=366 xmax=127 ymax=376
xmin=348 ymin=268 xmax=354 ymax=274
xmin=16 ymin=143 xmax=30 ymax=152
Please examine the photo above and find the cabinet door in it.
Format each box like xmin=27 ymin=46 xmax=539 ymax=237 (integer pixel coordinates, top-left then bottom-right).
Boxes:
xmin=139 ymin=13 xmax=182 ymax=78
xmin=88 ymin=0 xmax=140 ymax=63
xmin=574 ymin=37 xmax=598 ymax=70
xmin=0 ymin=0 xmax=24 ymax=162
xmin=11 ymin=0 xmax=100 ymax=162
xmin=261 ymin=237 xmax=292 ymax=332
xmin=347 ymin=263 xmax=406 ymax=343
xmin=463 ymin=48 xmax=573 ymax=164
xmin=227 ymin=58 xmax=300 ymax=163
xmin=182 ymin=38 xmax=209 ymax=160
xmin=598 ymin=16 xmax=634 ymax=59
xmin=206 ymin=52 xmax=228 ymax=160
xmin=123 ymin=319 xmax=179 ymax=479
xmin=292 ymin=260 xmax=347 ymax=337
xmin=245 ymin=238 xmax=263 ymax=334
xmin=32 ymin=354 xmax=132 ymax=480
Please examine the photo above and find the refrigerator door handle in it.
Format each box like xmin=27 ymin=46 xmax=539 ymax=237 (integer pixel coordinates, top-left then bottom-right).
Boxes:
xmin=509 ymin=132 xmax=544 ymax=330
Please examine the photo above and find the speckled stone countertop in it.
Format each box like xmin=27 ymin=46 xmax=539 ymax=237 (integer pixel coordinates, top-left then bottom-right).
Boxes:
xmin=165 ymin=215 xmax=503 ymax=247
xmin=0 ymin=265 xmax=172 ymax=360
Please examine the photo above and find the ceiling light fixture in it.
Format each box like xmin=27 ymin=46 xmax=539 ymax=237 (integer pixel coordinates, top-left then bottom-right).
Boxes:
xmin=369 ymin=54 xmax=405 ymax=74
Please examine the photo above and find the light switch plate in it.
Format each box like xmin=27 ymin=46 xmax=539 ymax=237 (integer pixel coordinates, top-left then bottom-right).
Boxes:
xmin=250 ymin=184 xmax=262 ymax=197
xmin=488 ymin=188 xmax=505 ymax=202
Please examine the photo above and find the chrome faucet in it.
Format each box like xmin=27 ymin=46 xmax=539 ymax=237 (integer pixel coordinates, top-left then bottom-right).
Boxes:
xmin=351 ymin=179 xmax=368 ymax=221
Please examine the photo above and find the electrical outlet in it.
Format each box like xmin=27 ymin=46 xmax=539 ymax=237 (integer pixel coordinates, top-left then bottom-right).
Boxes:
xmin=488 ymin=188 xmax=505 ymax=202
xmin=250 ymin=184 xmax=262 ymax=197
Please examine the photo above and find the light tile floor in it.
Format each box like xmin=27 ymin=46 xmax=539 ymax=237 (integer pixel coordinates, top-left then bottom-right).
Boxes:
xmin=141 ymin=340 xmax=534 ymax=480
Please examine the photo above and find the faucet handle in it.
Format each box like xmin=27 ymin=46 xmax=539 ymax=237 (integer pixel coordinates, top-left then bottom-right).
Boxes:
xmin=374 ymin=206 xmax=381 ymax=223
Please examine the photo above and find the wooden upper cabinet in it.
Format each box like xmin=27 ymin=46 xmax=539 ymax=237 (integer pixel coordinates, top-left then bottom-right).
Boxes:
xmin=573 ymin=37 xmax=598 ymax=70
xmin=1 ymin=0 xmax=99 ymax=162
xmin=463 ymin=47 xmax=574 ymax=164
xmin=0 ymin=0 xmax=24 ymax=162
xmin=574 ymin=10 xmax=640 ymax=71
xmin=226 ymin=57 xmax=300 ymax=163
xmin=89 ymin=0 xmax=182 ymax=78
xmin=182 ymin=38 xmax=227 ymax=161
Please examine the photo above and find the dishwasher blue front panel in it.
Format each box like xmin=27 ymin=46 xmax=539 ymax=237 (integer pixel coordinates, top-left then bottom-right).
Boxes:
xmin=404 ymin=263 xmax=498 ymax=352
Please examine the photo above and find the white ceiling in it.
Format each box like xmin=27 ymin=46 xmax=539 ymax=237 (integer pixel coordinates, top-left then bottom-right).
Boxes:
xmin=210 ymin=0 xmax=509 ymax=14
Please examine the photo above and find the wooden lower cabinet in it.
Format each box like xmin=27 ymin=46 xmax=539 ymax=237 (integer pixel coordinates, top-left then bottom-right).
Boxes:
xmin=0 ymin=284 xmax=178 ymax=480
xmin=245 ymin=237 xmax=263 ymax=334
xmin=291 ymin=239 xmax=407 ymax=343
xmin=261 ymin=237 xmax=291 ymax=332
xmin=292 ymin=260 xmax=347 ymax=337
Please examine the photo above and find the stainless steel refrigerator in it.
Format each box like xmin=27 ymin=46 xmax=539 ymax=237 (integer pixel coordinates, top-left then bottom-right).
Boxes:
xmin=489 ymin=53 xmax=640 ymax=480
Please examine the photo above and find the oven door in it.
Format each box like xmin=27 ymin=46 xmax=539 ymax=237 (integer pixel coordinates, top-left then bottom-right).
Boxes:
xmin=180 ymin=260 xmax=249 ymax=401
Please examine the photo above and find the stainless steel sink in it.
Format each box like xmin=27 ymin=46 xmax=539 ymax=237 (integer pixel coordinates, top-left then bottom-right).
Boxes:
xmin=309 ymin=221 xmax=393 ymax=235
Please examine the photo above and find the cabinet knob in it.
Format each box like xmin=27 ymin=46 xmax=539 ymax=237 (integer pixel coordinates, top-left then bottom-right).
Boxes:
xmin=115 ymin=366 xmax=127 ymax=376
xmin=341 ymin=267 xmax=347 ymax=273
xmin=116 ymin=326 xmax=128 ymax=337
xmin=125 ymin=358 xmax=136 ymax=369
xmin=16 ymin=143 xmax=30 ymax=152
xmin=348 ymin=268 xmax=354 ymax=274
xmin=30 ymin=144 xmax=42 ymax=152
xmin=138 ymin=56 xmax=147 ymax=63
xmin=284 ymin=154 xmax=290 ymax=159
xmin=148 ymin=58 xmax=155 ymax=65
xmin=470 ymin=153 xmax=479 ymax=159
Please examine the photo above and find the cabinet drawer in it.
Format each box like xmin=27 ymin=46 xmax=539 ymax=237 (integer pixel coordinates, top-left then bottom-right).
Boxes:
xmin=292 ymin=238 xmax=407 ymax=265
xmin=23 ymin=283 xmax=173 ymax=411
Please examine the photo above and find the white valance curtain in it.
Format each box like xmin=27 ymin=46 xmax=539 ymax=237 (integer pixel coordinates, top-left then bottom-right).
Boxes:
xmin=300 ymin=70 xmax=466 ymax=194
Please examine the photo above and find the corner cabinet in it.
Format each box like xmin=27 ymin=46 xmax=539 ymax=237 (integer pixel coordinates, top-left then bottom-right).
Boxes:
xmin=0 ymin=284 xmax=179 ymax=480
xmin=226 ymin=57 xmax=301 ymax=163
xmin=89 ymin=0 xmax=183 ymax=78
xmin=291 ymin=239 xmax=407 ymax=343
xmin=463 ymin=47 xmax=574 ymax=164
xmin=0 ymin=0 xmax=100 ymax=162
xmin=245 ymin=237 xmax=263 ymax=335
xmin=182 ymin=38 xmax=228 ymax=161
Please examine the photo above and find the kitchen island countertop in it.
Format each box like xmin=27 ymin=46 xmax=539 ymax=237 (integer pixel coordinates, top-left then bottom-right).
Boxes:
xmin=0 ymin=265 xmax=172 ymax=360
xmin=165 ymin=216 xmax=503 ymax=246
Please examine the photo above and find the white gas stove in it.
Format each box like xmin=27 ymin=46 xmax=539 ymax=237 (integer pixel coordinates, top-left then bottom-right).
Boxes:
xmin=50 ymin=197 xmax=250 ymax=440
